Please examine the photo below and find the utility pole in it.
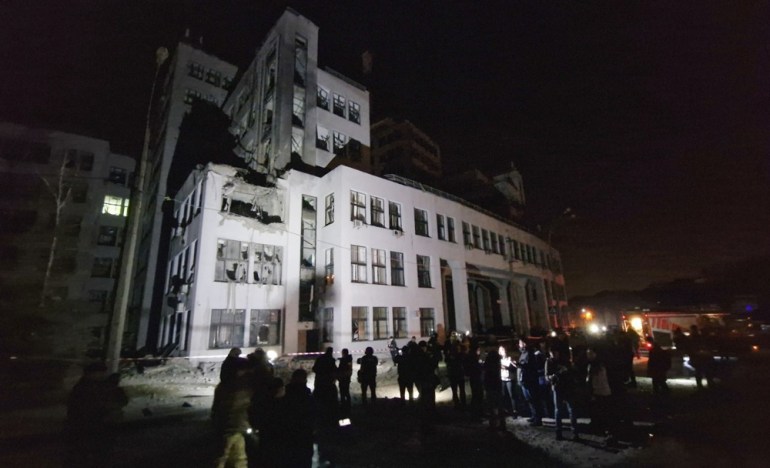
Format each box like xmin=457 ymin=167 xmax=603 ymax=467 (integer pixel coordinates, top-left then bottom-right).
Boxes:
xmin=106 ymin=47 xmax=169 ymax=372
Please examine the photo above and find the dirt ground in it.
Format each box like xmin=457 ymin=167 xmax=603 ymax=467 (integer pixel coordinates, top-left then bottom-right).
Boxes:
xmin=1 ymin=351 xmax=768 ymax=467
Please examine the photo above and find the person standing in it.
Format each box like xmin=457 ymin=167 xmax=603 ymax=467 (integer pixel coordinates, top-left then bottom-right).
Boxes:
xmin=211 ymin=359 xmax=254 ymax=468
xmin=312 ymin=347 xmax=338 ymax=427
xmin=500 ymin=345 xmax=518 ymax=418
xmin=357 ymin=347 xmax=378 ymax=405
xmin=281 ymin=369 xmax=316 ymax=468
xmin=518 ymin=339 xmax=544 ymax=426
xmin=445 ymin=341 xmax=467 ymax=409
xmin=647 ymin=337 xmax=671 ymax=396
xmin=465 ymin=345 xmax=484 ymax=420
xmin=546 ymin=348 xmax=579 ymax=441
xmin=586 ymin=347 xmax=617 ymax=447
xmin=388 ymin=336 xmax=400 ymax=362
xmin=483 ymin=342 xmax=505 ymax=430
xmin=396 ymin=344 xmax=416 ymax=404
xmin=337 ymin=348 xmax=353 ymax=414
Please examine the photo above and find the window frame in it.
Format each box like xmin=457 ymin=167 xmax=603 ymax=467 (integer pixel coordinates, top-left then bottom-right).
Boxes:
xmin=371 ymin=248 xmax=387 ymax=284
xmin=419 ymin=308 xmax=435 ymax=337
xmin=209 ymin=308 xmax=245 ymax=349
xmin=414 ymin=208 xmax=429 ymax=237
xmin=417 ymin=254 xmax=431 ymax=288
xmin=370 ymin=196 xmax=385 ymax=227
xmin=351 ymin=244 xmax=367 ymax=283
xmin=390 ymin=251 xmax=405 ymax=286
xmin=373 ymin=307 xmax=388 ymax=340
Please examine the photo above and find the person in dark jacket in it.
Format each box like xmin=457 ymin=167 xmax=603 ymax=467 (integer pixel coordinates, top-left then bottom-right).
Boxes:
xmin=357 ymin=346 xmax=378 ymax=405
xmin=445 ymin=342 xmax=467 ymax=409
xmin=483 ymin=343 xmax=505 ymax=430
xmin=647 ymin=336 xmax=671 ymax=395
xmin=546 ymin=348 xmax=579 ymax=441
xmin=465 ymin=345 xmax=484 ymax=420
xmin=65 ymin=362 xmax=128 ymax=468
xmin=221 ymin=347 xmax=245 ymax=383
xmin=337 ymin=348 xmax=353 ymax=414
xmin=312 ymin=347 xmax=338 ymax=427
xmin=518 ymin=339 xmax=544 ymax=426
xmin=281 ymin=369 xmax=315 ymax=468
xmin=211 ymin=359 xmax=254 ymax=468
xmin=395 ymin=344 xmax=416 ymax=404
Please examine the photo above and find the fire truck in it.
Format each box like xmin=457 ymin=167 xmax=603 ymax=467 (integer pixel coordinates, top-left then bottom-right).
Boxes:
xmin=621 ymin=310 xmax=728 ymax=348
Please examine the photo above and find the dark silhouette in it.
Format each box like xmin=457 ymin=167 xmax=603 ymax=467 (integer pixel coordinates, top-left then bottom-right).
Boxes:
xmin=357 ymin=346 xmax=378 ymax=405
xmin=337 ymin=348 xmax=353 ymax=414
xmin=312 ymin=347 xmax=339 ymax=427
xmin=211 ymin=358 xmax=254 ymax=468
xmin=395 ymin=344 xmax=416 ymax=404
xmin=445 ymin=341 xmax=467 ymax=409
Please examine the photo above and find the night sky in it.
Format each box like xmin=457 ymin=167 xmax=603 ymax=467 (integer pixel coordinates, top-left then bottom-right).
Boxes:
xmin=2 ymin=0 xmax=768 ymax=297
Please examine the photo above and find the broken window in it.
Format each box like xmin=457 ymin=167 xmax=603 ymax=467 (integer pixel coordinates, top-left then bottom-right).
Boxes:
xmin=347 ymin=139 xmax=362 ymax=161
xmin=264 ymin=47 xmax=277 ymax=98
xmin=291 ymin=129 xmax=303 ymax=159
xmin=249 ymin=309 xmax=281 ymax=346
xmin=262 ymin=98 xmax=274 ymax=138
xmin=208 ymin=309 xmax=245 ymax=349
xmin=350 ymin=190 xmax=366 ymax=222
xmin=332 ymin=131 xmax=348 ymax=156
xmin=294 ymin=36 xmax=307 ymax=87
xmin=370 ymin=196 xmax=385 ymax=227
xmin=316 ymin=126 xmax=330 ymax=151
xmin=351 ymin=244 xmax=367 ymax=283
xmin=252 ymin=243 xmax=282 ymax=285
xmin=102 ymin=195 xmax=129 ymax=217
xmin=215 ymin=239 xmax=247 ymax=283
xmin=97 ymin=226 xmax=118 ymax=246
xmin=325 ymin=193 xmax=334 ymax=225
xmin=292 ymin=90 xmax=305 ymax=127
xmin=325 ymin=248 xmax=334 ymax=284
xmin=333 ymin=93 xmax=346 ymax=117
xmin=317 ymin=87 xmax=329 ymax=110
xmin=348 ymin=101 xmax=361 ymax=124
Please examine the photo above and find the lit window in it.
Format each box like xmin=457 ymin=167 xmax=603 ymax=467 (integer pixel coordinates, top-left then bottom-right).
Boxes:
xmin=102 ymin=195 xmax=129 ymax=217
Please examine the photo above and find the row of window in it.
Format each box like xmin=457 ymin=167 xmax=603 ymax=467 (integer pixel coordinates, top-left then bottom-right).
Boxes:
xmin=315 ymin=127 xmax=362 ymax=160
xmin=184 ymin=88 xmax=221 ymax=106
xmin=167 ymin=240 xmax=198 ymax=294
xmin=321 ymin=306 xmax=435 ymax=343
xmin=214 ymin=239 xmax=283 ymax=285
xmin=173 ymin=180 xmax=203 ymax=229
xmin=343 ymin=245 xmax=431 ymax=288
xmin=209 ymin=308 xmax=281 ymax=349
xmin=187 ymin=61 xmax=232 ymax=90
xmin=316 ymin=87 xmax=361 ymax=124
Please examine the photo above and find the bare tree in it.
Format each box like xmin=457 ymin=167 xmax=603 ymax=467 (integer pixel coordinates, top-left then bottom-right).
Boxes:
xmin=39 ymin=153 xmax=72 ymax=308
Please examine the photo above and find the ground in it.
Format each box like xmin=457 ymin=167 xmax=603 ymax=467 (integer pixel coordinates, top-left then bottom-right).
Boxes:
xmin=1 ymin=350 xmax=768 ymax=467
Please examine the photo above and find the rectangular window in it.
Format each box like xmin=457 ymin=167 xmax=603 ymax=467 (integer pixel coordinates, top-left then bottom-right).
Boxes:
xmin=188 ymin=61 xmax=204 ymax=79
xmin=462 ymin=222 xmax=471 ymax=246
xmin=482 ymin=229 xmax=490 ymax=252
xmin=352 ymin=306 xmax=368 ymax=341
xmin=490 ymin=232 xmax=499 ymax=253
xmin=316 ymin=126 xmax=330 ymax=151
xmin=499 ymin=234 xmax=506 ymax=256
xmin=372 ymin=248 xmax=387 ymax=284
xmin=333 ymin=93 xmax=346 ymax=117
xmin=419 ymin=308 xmax=435 ymax=337
xmin=513 ymin=240 xmax=521 ymax=260
xmin=97 ymin=226 xmax=118 ymax=246
xmin=215 ymin=239 xmax=248 ymax=283
xmin=206 ymin=69 xmax=222 ymax=86
xmin=317 ymin=87 xmax=330 ymax=110
xmin=350 ymin=190 xmax=366 ymax=222
xmin=392 ymin=307 xmax=407 ymax=338
xmin=249 ymin=309 xmax=281 ymax=346
xmin=325 ymin=248 xmax=334 ymax=284
xmin=333 ymin=131 xmax=348 ymax=156
xmin=323 ymin=308 xmax=333 ymax=342
xmin=79 ymin=152 xmax=94 ymax=171
xmin=414 ymin=208 xmax=429 ymax=237
xmin=91 ymin=257 xmax=114 ymax=278
xmin=389 ymin=201 xmax=402 ymax=230
xmin=417 ymin=255 xmax=431 ymax=288
xmin=472 ymin=225 xmax=481 ymax=249
xmin=390 ymin=251 xmax=405 ymax=286
xmin=252 ymin=243 xmax=282 ymax=285
xmin=437 ymin=214 xmax=446 ymax=240
xmin=348 ymin=101 xmax=361 ymax=124
xmin=370 ymin=196 xmax=385 ymax=227
xmin=447 ymin=217 xmax=456 ymax=242
xmin=102 ymin=195 xmax=129 ymax=217
xmin=373 ymin=307 xmax=388 ymax=340
xmin=351 ymin=244 xmax=367 ymax=283
xmin=325 ymin=193 xmax=334 ymax=225
xmin=108 ymin=167 xmax=127 ymax=185
xmin=209 ymin=309 xmax=245 ymax=349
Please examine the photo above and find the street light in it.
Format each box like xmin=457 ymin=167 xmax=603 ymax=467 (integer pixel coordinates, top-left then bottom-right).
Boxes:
xmin=106 ymin=47 xmax=169 ymax=372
